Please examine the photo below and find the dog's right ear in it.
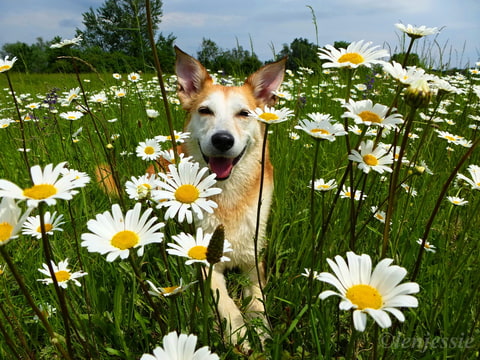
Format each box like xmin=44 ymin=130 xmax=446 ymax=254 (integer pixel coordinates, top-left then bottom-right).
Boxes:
xmin=175 ymin=46 xmax=212 ymax=108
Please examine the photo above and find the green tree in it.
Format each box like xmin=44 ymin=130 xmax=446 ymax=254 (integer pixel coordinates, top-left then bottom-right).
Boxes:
xmin=197 ymin=38 xmax=221 ymax=70
xmin=76 ymin=0 xmax=163 ymax=61
xmin=278 ymin=38 xmax=321 ymax=71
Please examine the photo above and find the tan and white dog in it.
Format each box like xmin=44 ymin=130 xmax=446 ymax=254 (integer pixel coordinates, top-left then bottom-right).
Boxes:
xmin=175 ymin=47 xmax=286 ymax=344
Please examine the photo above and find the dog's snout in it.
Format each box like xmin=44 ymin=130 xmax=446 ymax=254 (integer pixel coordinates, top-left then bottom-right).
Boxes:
xmin=211 ymin=131 xmax=234 ymax=152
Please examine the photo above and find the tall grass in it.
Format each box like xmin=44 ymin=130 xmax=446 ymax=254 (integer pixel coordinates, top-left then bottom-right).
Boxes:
xmin=0 ymin=33 xmax=479 ymax=360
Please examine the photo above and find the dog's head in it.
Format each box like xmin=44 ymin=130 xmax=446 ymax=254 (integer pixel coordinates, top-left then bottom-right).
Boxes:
xmin=174 ymin=46 xmax=286 ymax=180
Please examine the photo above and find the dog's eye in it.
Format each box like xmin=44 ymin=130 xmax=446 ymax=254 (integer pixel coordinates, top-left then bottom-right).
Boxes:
xmin=198 ymin=107 xmax=213 ymax=115
xmin=237 ymin=110 xmax=250 ymax=117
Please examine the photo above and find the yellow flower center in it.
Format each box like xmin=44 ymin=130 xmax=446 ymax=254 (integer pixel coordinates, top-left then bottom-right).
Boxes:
xmin=144 ymin=146 xmax=155 ymax=155
xmin=0 ymin=222 xmax=14 ymax=242
xmin=1 ymin=124 xmax=9 ymax=128
xmin=259 ymin=112 xmax=279 ymax=122
xmin=311 ymin=128 xmax=330 ymax=135
xmin=346 ymin=284 xmax=383 ymax=310
xmin=363 ymin=154 xmax=379 ymax=166
xmin=188 ymin=245 xmax=207 ymax=260
xmin=23 ymin=184 xmax=57 ymax=200
xmin=338 ymin=52 xmax=365 ymax=65
xmin=358 ymin=110 xmax=382 ymax=124
xmin=68 ymin=115 xmax=77 ymax=120
xmin=36 ymin=223 xmax=54 ymax=233
xmin=54 ymin=270 xmax=71 ymax=282
xmin=0 ymin=65 xmax=12 ymax=72
xmin=445 ymin=135 xmax=457 ymax=142
xmin=162 ymin=285 xmax=179 ymax=294
xmin=174 ymin=184 xmax=200 ymax=204
xmin=111 ymin=230 xmax=139 ymax=250
xmin=317 ymin=184 xmax=331 ymax=189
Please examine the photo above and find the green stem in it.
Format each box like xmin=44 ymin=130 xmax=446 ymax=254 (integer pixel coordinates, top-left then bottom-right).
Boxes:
xmin=410 ymin=137 xmax=480 ymax=281
xmin=38 ymin=203 xmax=75 ymax=358
xmin=0 ymin=247 xmax=72 ymax=359
xmin=381 ymin=105 xmax=417 ymax=258
xmin=145 ymin=0 xmax=179 ymax=164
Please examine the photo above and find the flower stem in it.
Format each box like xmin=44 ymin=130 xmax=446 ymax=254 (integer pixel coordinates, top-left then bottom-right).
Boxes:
xmin=411 ymin=137 xmax=480 ymax=281
xmin=38 ymin=203 xmax=75 ymax=358
xmin=145 ymin=0 xmax=179 ymax=164
xmin=0 ymin=246 xmax=72 ymax=360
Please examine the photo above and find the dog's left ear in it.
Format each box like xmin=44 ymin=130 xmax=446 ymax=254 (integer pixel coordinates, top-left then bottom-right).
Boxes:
xmin=175 ymin=46 xmax=212 ymax=108
xmin=245 ymin=57 xmax=286 ymax=106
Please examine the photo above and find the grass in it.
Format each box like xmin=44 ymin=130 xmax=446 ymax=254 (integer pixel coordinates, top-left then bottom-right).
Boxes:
xmin=0 ymin=42 xmax=479 ymax=360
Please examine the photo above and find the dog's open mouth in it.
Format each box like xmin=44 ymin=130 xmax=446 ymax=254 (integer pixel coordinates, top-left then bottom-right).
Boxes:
xmin=202 ymin=147 xmax=246 ymax=180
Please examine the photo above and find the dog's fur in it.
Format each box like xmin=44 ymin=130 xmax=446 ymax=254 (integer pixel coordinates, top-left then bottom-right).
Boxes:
xmin=175 ymin=47 xmax=286 ymax=344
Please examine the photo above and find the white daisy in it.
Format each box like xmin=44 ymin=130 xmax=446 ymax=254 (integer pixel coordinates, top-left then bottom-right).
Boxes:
xmin=371 ymin=206 xmax=387 ymax=223
xmin=37 ymin=259 xmax=87 ymax=289
xmin=295 ymin=113 xmax=347 ymax=141
xmin=136 ymin=138 xmax=162 ymax=161
xmin=50 ymin=35 xmax=82 ymax=48
xmin=62 ymin=87 xmax=81 ymax=105
xmin=340 ymin=186 xmax=367 ymax=201
xmin=158 ymin=149 xmax=192 ymax=165
xmin=395 ymin=23 xmax=439 ymax=39
xmin=446 ymin=196 xmax=468 ymax=206
xmin=155 ymin=130 xmax=190 ymax=144
xmin=81 ymin=203 xmax=165 ymax=262
xmin=60 ymin=168 xmax=90 ymax=188
xmin=416 ymin=239 xmax=436 ymax=253
xmin=457 ymin=164 xmax=480 ymax=190
xmin=152 ymin=161 xmax=221 ymax=224
xmin=0 ymin=162 xmax=83 ymax=207
xmin=0 ymin=197 xmax=32 ymax=246
xmin=125 ymin=174 xmax=160 ymax=200
xmin=317 ymin=251 xmax=419 ymax=331
xmin=310 ymin=178 xmax=337 ymax=192
xmin=342 ymin=99 xmax=403 ymax=129
xmin=318 ymin=40 xmax=389 ymax=69
xmin=128 ymin=72 xmax=141 ymax=82
xmin=0 ymin=118 xmax=14 ymax=128
xmin=248 ymin=106 xmax=294 ymax=124
xmin=348 ymin=140 xmax=394 ymax=174
xmin=146 ymin=109 xmax=160 ymax=118
xmin=0 ymin=56 xmax=17 ymax=72
xmin=146 ymin=278 xmax=197 ymax=297
xmin=140 ymin=331 xmax=219 ymax=360
xmin=166 ymin=227 xmax=232 ymax=266
xmin=22 ymin=211 xmax=64 ymax=239
xmin=59 ymin=111 xmax=84 ymax=121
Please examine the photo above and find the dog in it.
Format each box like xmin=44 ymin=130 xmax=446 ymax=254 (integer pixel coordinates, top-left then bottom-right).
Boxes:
xmin=174 ymin=46 xmax=286 ymax=346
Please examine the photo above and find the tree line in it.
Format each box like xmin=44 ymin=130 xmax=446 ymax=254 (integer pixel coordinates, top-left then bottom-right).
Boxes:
xmin=0 ymin=0 xmax=422 ymax=76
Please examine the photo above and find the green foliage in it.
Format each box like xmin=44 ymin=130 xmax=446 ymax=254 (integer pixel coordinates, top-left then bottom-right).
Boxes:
xmin=76 ymin=0 xmax=163 ymax=59
xmin=278 ymin=38 xmax=322 ymax=71
xmin=196 ymin=38 xmax=262 ymax=76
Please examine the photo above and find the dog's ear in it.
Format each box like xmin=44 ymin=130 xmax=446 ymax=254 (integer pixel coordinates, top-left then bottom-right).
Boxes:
xmin=245 ymin=57 xmax=286 ymax=106
xmin=175 ymin=46 xmax=212 ymax=107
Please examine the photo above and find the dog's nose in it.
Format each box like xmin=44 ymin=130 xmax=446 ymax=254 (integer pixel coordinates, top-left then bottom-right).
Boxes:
xmin=211 ymin=131 xmax=235 ymax=152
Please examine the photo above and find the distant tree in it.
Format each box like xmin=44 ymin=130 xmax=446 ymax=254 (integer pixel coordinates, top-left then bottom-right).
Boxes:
xmin=76 ymin=0 xmax=163 ymax=61
xmin=156 ymin=33 xmax=177 ymax=74
xmin=1 ymin=38 xmax=49 ymax=73
xmin=333 ymin=41 xmax=350 ymax=50
xmin=197 ymin=38 xmax=221 ymax=70
xmin=278 ymin=38 xmax=321 ymax=71
xmin=391 ymin=52 xmax=422 ymax=67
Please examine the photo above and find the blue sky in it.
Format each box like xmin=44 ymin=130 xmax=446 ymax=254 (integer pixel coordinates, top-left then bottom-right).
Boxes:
xmin=1 ymin=0 xmax=478 ymax=68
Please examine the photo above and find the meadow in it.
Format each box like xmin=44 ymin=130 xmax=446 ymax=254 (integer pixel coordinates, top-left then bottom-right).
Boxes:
xmin=0 ymin=34 xmax=479 ymax=360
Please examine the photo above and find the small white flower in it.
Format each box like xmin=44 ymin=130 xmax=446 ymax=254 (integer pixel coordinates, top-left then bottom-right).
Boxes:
xmin=166 ymin=227 xmax=232 ymax=266
xmin=37 ymin=259 xmax=87 ymax=289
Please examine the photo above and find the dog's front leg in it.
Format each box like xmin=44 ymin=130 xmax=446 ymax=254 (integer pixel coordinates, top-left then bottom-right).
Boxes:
xmin=210 ymin=267 xmax=247 ymax=344
xmin=243 ymin=263 xmax=270 ymax=342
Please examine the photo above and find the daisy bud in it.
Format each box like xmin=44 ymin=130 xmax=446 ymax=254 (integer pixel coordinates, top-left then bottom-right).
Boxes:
xmin=206 ymin=224 xmax=225 ymax=265
xmin=405 ymin=78 xmax=431 ymax=108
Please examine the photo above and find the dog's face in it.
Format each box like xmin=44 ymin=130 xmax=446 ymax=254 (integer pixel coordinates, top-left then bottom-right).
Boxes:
xmin=175 ymin=47 xmax=286 ymax=180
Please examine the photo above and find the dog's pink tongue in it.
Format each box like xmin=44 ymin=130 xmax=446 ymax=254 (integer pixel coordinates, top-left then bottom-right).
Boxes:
xmin=209 ymin=157 xmax=233 ymax=179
